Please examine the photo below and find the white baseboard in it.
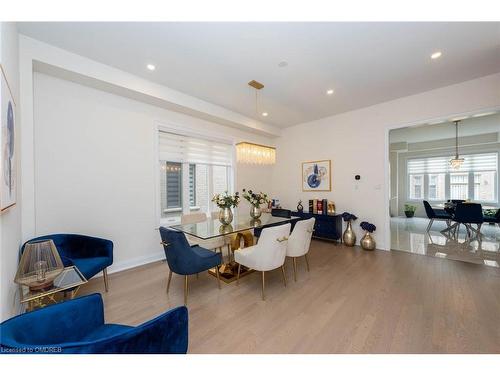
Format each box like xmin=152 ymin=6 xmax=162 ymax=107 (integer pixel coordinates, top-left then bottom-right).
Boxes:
xmin=103 ymin=251 xmax=166 ymax=276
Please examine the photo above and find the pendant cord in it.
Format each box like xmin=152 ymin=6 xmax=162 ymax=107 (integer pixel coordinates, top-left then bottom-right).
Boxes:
xmin=455 ymin=120 xmax=459 ymax=157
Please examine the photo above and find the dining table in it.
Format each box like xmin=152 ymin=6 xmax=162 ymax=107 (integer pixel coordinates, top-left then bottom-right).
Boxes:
xmin=171 ymin=212 xmax=300 ymax=282
xmin=432 ymin=202 xmax=499 ymax=237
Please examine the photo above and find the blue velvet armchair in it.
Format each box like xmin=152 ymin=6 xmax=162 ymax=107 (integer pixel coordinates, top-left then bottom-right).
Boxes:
xmin=0 ymin=293 xmax=188 ymax=354
xmin=22 ymin=234 xmax=113 ymax=291
xmin=159 ymin=227 xmax=222 ymax=305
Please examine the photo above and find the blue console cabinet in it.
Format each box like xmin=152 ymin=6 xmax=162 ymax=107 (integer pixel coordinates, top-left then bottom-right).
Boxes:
xmin=291 ymin=211 xmax=343 ymax=242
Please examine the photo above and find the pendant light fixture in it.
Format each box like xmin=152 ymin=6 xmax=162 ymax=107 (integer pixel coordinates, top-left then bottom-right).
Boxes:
xmin=449 ymin=120 xmax=464 ymax=170
xmin=235 ymin=80 xmax=276 ymax=165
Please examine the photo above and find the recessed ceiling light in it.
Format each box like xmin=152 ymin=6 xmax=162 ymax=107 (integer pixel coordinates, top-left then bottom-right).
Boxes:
xmin=326 ymin=89 xmax=334 ymax=95
xmin=262 ymin=112 xmax=268 ymax=117
xmin=431 ymin=51 xmax=442 ymax=60
xmin=450 ymin=116 xmax=468 ymax=122
xmin=278 ymin=61 xmax=288 ymax=68
xmin=427 ymin=120 xmax=446 ymax=125
xmin=472 ymin=111 xmax=496 ymax=118
xmin=146 ymin=64 xmax=156 ymax=71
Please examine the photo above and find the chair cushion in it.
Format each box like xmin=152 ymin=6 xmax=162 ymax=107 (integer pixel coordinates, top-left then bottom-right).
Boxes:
xmin=191 ymin=246 xmax=220 ymax=259
xmin=72 ymin=257 xmax=112 ymax=280
xmin=81 ymin=323 xmax=132 ymax=342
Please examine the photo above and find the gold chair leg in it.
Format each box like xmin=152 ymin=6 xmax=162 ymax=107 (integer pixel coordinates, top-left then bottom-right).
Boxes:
xmin=293 ymin=257 xmax=298 ymax=282
xmin=236 ymin=263 xmax=241 ymax=285
xmin=215 ymin=266 xmax=221 ymax=289
xmin=261 ymin=271 xmax=265 ymax=300
xmin=304 ymin=254 xmax=310 ymax=272
xmin=196 ymin=273 xmax=199 ymax=279
xmin=103 ymin=268 xmax=109 ymax=292
xmin=166 ymin=270 xmax=173 ymax=293
xmin=280 ymin=265 xmax=287 ymax=287
xmin=184 ymin=275 xmax=189 ymax=306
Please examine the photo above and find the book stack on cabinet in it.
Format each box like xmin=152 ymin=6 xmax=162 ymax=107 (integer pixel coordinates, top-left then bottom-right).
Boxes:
xmin=293 ymin=200 xmax=342 ymax=242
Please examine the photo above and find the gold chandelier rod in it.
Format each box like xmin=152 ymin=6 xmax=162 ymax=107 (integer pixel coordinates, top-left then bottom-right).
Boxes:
xmin=236 ymin=141 xmax=276 ymax=150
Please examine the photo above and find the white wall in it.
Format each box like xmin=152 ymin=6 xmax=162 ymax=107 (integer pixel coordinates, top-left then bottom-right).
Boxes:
xmin=33 ymin=72 xmax=274 ymax=273
xmin=272 ymin=73 xmax=500 ymax=250
xmin=0 ymin=22 xmax=21 ymax=320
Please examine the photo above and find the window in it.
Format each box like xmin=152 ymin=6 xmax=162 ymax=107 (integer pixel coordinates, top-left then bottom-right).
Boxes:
xmin=159 ymin=130 xmax=234 ymax=221
xmin=474 ymin=171 xmax=495 ymax=201
xmin=409 ymin=174 xmax=423 ymax=199
xmin=189 ymin=164 xmax=196 ymax=206
xmin=407 ymin=152 xmax=498 ymax=203
xmin=165 ymin=162 xmax=182 ymax=209
xmin=450 ymin=172 xmax=468 ymax=200
xmin=428 ymin=174 xmax=445 ymax=200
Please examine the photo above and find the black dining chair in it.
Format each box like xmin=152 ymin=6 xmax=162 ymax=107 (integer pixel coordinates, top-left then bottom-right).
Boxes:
xmin=423 ymin=200 xmax=452 ymax=232
xmin=453 ymin=203 xmax=484 ymax=239
xmin=483 ymin=208 xmax=500 ymax=229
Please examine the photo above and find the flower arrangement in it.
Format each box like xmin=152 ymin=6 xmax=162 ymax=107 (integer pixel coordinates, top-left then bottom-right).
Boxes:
xmin=242 ymin=189 xmax=270 ymax=208
xmin=341 ymin=212 xmax=358 ymax=222
xmin=360 ymin=221 xmax=376 ymax=233
xmin=212 ymin=191 xmax=240 ymax=209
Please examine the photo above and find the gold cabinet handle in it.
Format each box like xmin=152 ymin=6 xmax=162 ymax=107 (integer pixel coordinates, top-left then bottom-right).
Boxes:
xmin=160 ymin=241 xmax=171 ymax=247
xmin=306 ymin=229 xmax=314 ymax=233
xmin=276 ymin=236 xmax=289 ymax=243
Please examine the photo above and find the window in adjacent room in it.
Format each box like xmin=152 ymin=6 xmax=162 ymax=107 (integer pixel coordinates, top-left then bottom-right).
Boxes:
xmin=450 ymin=172 xmax=469 ymax=200
xmin=474 ymin=171 xmax=495 ymax=202
xmin=407 ymin=152 xmax=498 ymax=203
xmin=407 ymin=152 xmax=498 ymax=204
xmin=409 ymin=174 xmax=424 ymax=200
xmin=428 ymin=173 xmax=445 ymax=200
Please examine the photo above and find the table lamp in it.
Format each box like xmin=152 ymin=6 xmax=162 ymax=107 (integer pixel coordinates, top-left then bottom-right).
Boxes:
xmin=14 ymin=239 xmax=64 ymax=291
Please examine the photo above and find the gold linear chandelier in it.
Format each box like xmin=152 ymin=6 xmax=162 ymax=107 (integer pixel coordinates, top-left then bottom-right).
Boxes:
xmin=236 ymin=142 xmax=276 ymax=165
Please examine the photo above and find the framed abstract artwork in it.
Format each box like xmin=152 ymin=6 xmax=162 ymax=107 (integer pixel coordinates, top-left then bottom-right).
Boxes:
xmin=1 ymin=65 xmax=16 ymax=211
xmin=302 ymin=160 xmax=331 ymax=192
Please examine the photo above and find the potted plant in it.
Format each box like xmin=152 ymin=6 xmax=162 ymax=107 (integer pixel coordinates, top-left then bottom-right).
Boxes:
xmin=242 ymin=189 xmax=270 ymax=219
xmin=360 ymin=221 xmax=376 ymax=251
xmin=212 ymin=191 xmax=240 ymax=225
xmin=404 ymin=203 xmax=417 ymax=218
xmin=341 ymin=212 xmax=358 ymax=246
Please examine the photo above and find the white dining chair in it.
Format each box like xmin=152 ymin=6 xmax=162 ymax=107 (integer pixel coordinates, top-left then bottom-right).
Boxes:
xmin=181 ymin=212 xmax=227 ymax=254
xmin=286 ymin=218 xmax=315 ymax=281
xmin=234 ymin=223 xmax=291 ymax=300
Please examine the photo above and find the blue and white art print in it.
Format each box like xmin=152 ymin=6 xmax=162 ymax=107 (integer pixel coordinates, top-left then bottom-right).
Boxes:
xmin=302 ymin=160 xmax=331 ymax=192
xmin=1 ymin=66 xmax=16 ymax=211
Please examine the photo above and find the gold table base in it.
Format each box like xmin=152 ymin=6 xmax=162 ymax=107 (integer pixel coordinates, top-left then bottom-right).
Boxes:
xmin=208 ymin=230 xmax=255 ymax=283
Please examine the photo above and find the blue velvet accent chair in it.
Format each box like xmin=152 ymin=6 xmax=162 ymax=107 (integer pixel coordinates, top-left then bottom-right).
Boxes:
xmin=0 ymin=293 xmax=188 ymax=354
xmin=22 ymin=234 xmax=113 ymax=292
xmin=159 ymin=227 xmax=222 ymax=305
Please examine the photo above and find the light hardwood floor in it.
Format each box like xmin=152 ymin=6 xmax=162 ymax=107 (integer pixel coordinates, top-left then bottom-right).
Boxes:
xmin=80 ymin=240 xmax=500 ymax=353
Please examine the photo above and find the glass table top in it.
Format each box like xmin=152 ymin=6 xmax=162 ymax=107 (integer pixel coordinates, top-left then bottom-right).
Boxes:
xmin=20 ymin=266 xmax=88 ymax=303
xmin=171 ymin=213 xmax=300 ymax=240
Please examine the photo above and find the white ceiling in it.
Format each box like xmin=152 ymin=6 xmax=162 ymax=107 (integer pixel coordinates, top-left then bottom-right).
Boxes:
xmin=18 ymin=22 xmax=500 ymax=128
xmin=389 ymin=112 xmax=500 ymax=143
